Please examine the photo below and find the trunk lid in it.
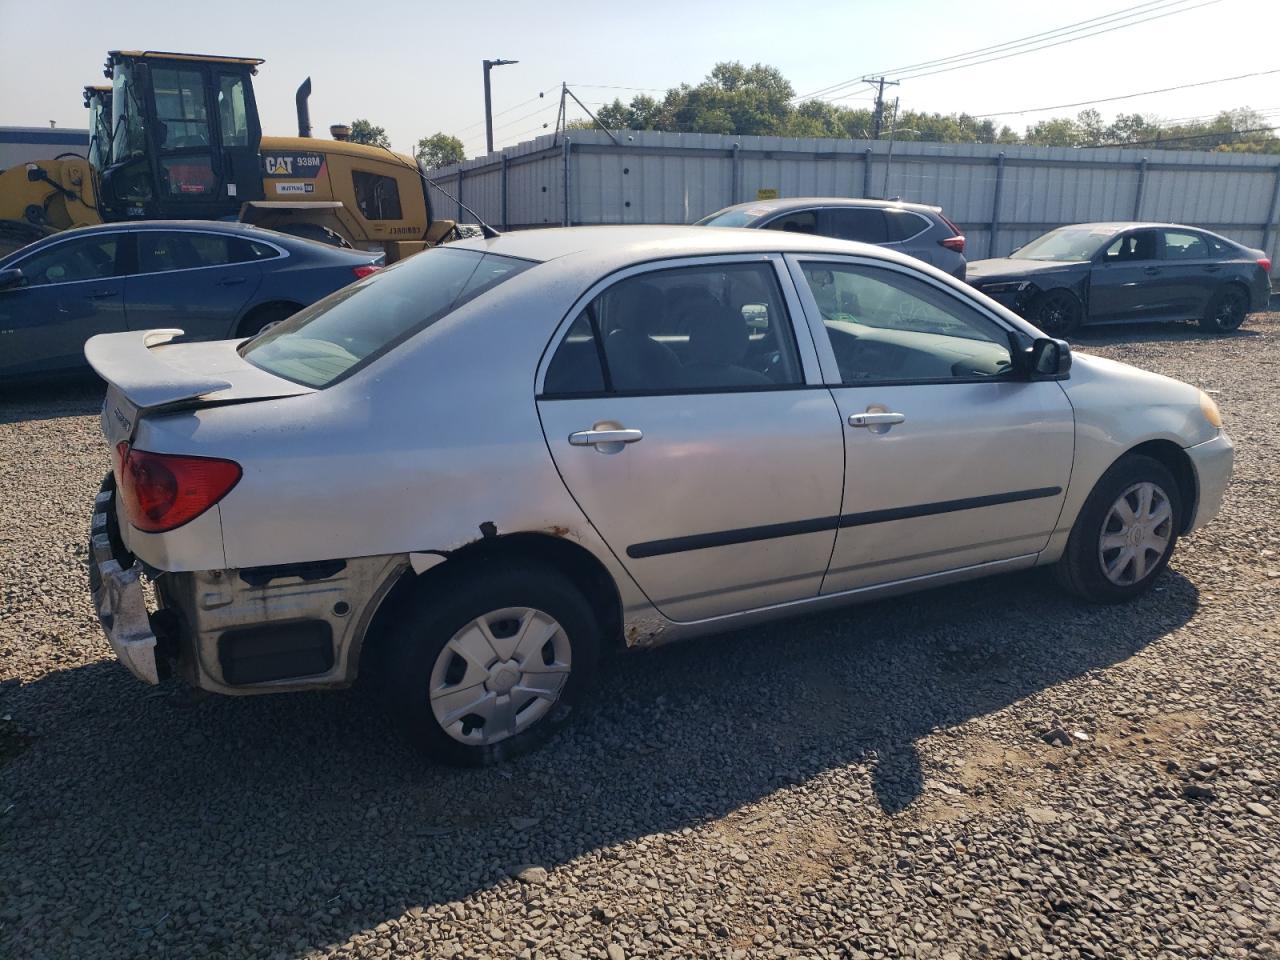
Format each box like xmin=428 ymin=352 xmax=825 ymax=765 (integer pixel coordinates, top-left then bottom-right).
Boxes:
xmin=86 ymin=329 xmax=315 ymax=447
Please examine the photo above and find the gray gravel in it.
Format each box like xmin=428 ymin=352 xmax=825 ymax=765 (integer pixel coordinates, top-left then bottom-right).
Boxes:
xmin=2 ymin=313 xmax=1279 ymax=960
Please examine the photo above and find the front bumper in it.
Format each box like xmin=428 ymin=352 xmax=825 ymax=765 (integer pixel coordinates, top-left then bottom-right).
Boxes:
xmin=1184 ymin=430 xmax=1233 ymax=533
xmin=970 ymin=281 xmax=1034 ymax=314
xmin=89 ymin=484 xmax=161 ymax=685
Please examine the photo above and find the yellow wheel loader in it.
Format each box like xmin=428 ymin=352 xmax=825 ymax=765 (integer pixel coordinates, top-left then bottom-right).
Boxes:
xmin=0 ymin=51 xmax=459 ymax=260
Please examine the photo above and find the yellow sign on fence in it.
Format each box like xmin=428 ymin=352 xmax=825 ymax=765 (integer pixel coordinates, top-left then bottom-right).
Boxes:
xmin=756 ymin=188 xmax=779 ymax=200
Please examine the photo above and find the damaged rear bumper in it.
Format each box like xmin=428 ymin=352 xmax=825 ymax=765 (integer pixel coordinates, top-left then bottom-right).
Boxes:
xmin=89 ymin=479 xmax=408 ymax=694
xmin=90 ymin=485 xmax=161 ymax=685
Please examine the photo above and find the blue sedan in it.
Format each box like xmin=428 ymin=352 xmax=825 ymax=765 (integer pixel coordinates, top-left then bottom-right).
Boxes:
xmin=0 ymin=221 xmax=383 ymax=380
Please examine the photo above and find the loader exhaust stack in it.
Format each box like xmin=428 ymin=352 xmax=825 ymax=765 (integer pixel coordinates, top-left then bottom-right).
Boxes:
xmin=296 ymin=77 xmax=312 ymax=138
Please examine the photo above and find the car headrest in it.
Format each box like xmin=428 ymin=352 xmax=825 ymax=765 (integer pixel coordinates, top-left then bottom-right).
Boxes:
xmin=686 ymin=301 xmax=749 ymax=365
xmin=609 ymin=282 xmax=665 ymax=337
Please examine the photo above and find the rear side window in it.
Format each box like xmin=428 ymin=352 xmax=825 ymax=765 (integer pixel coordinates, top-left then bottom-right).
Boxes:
xmin=885 ymin=210 xmax=930 ymax=242
xmin=139 ymin=232 xmax=234 ymax=272
xmin=1162 ymin=230 xmax=1209 ymax=260
xmin=353 ymin=171 xmax=402 ymax=220
xmin=542 ymin=262 xmax=802 ymax=395
xmin=232 ymin=238 xmax=281 ymax=261
xmin=242 ymin=248 xmax=531 ymax=387
xmin=824 ymin=208 xmax=887 ymax=244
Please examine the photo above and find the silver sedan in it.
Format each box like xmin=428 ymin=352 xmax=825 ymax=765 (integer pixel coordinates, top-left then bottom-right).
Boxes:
xmin=85 ymin=226 xmax=1233 ymax=765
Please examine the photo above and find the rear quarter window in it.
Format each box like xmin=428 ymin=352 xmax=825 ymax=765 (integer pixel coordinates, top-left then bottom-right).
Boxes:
xmin=241 ymin=248 xmax=532 ymax=387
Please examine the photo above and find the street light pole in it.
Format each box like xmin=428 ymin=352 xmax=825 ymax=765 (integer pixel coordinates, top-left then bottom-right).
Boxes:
xmin=484 ymin=58 xmax=519 ymax=154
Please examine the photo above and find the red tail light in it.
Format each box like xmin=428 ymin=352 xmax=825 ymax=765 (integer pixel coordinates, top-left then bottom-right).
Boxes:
xmin=1259 ymin=258 xmax=1272 ymax=274
xmin=938 ymin=214 xmax=965 ymax=253
xmin=116 ymin=443 xmax=242 ymax=533
xmin=353 ymin=264 xmax=382 ymax=279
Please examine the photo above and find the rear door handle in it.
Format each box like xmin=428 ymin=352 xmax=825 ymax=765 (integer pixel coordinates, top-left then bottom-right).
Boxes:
xmin=1204 ymin=265 xmax=1221 ymax=273
xmin=217 ymin=276 xmax=248 ymax=286
xmin=848 ymin=412 xmax=905 ymax=428
xmin=86 ymin=289 xmax=118 ymax=300
xmin=569 ymin=428 xmax=643 ymax=446
xmin=1142 ymin=266 xmax=1161 ymax=275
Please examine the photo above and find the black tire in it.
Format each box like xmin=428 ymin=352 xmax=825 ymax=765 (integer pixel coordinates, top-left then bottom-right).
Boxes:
xmin=1054 ymin=454 xmax=1183 ymax=604
xmin=236 ymin=303 xmax=299 ymax=338
xmin=1199 ymin=285 xmax=1249 ymax=334
xmin=1030 ymin=289 xmax=1084 ymax=338
xmin=271 ymin=222 xmax=353 ymax=249
xmin=384 ymin=563 xmax=600 ymax=766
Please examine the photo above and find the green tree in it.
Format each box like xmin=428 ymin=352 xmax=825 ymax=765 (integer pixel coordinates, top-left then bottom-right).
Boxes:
xmin=1025 ymin=117 xmax=1080 ymax=147
xmin=415 ymin=132 xmax=465 ymax=168
xmin=348 ymin=119 xmax=391 ymax=148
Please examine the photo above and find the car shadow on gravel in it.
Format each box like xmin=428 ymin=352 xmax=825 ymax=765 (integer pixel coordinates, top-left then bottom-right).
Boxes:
xmin=1 ymin=566 xmax=1198 ymax=955
xmin=1069 ymin=322 xmax=1262 ymax=346
xmin=0 ymin=375 xmax=104 ymax=424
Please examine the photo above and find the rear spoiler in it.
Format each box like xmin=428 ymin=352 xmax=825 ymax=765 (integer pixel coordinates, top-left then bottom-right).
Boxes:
xmin=85 ymin=329 xmax=313 ymax=422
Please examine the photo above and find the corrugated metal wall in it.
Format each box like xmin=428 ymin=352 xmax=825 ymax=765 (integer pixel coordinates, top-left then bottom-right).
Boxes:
xmin=424 ymin=130 xmax=1280 ymax=277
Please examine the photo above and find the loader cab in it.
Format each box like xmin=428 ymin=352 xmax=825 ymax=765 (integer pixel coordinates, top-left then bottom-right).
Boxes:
xmin=83 ymin=85 xmax=113 ymax=171
xmin=99 ymin=51 xmax=265 ymax=222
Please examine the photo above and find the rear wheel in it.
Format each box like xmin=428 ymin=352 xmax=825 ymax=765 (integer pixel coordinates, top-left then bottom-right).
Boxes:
xmin=1030 ymin=289 xmax=1084 ymax=337
xmin=384 ymin=564 xmax=599 ymax=765
xmin=1200 ymin=285 xmax=1249 ymax=334
xmin=1054 ymin=454 xmax=1182 ymax=603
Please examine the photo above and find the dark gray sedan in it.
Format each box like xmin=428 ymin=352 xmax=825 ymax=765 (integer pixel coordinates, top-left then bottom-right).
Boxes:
xmin=967 ymin=222 xmax=1272 ymax=336
xmin=0 ymin=221 xmax=383 ymax=380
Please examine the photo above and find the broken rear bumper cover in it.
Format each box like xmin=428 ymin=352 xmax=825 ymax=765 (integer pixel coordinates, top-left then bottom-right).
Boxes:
xmin=90 ymin=487 xmax=161 ymax=685
xmin=90 ymin=480 xmax=409 ymax=694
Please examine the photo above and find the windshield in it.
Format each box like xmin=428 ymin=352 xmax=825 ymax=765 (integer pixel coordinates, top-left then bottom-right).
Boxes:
xmin=694 ymin=205 xmax=776 ymax=227
xmin=241 ymin=248 xmax=534 ymax=388
xmin=1014 ymin=226 xmax=1115 ymax=262
xmin=110 ymin=62 xmax=147 ymax=164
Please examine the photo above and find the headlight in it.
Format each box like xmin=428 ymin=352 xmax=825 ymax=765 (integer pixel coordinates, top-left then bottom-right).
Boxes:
xmin=977 ymin=280 xmax=1031 ymax=294
xmin=1199 ymin=390 xmax=1223 ymax=429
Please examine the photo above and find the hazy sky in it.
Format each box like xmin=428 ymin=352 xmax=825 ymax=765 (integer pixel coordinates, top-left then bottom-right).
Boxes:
xmin=0 ymin=0 xmax=1275 ymax=158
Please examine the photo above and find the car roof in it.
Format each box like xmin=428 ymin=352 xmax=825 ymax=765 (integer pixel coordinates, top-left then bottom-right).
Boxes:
xmin=709 ymin=197 xmax=944 ymax=217
xmin=1049 ymin=221 xmax=1211 ymax=233
xmin=38 ymin=219 xmax=278 ymax=236
xmin=452 ymin=224 xmax=894 ymax=268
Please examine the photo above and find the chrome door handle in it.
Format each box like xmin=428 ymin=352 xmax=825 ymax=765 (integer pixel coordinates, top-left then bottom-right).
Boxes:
xmin=848 ymin=412 xmax=905 ymax=428
xmin=569 ymin=428 xmax=643 ymax=446
xmin=217 ymin=276 xmax=248 ymax=286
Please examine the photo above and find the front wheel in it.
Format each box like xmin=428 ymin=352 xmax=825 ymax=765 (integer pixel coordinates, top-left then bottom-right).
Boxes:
xmin=384 ymin=564 xmax=599 ymax=765
xmin=1200 ymin=285 xmax=1249 ymax=334
xmin=1054 ymin=454 xmax=1182 ymax=603
xmin=1029 ymin=289 xmax=1084 ymax=338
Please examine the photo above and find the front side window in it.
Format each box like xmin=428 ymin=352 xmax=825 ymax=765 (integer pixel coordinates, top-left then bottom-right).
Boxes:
xmin=695 ymin=205 xmax=775 ymax=228
xmin=138 ymin=232 xmax=234 ymax=272
xmin=1162 ymin=230 xmax=1209 ymax=260
xmin=824 ymin=208 xmax=887 ymax=244
xmin=801 ymin=262 xmax=1012 ymax=383
xmin=543 ymin=261 xmax=802 ymax=395
xmin=217 ymin=75 xmax=250 ymax=147
xmin=1101 ymin=230 xmax=1158 ymax=262
xmin=152 ymin=68 xmax=210 ymax=151
xmin=353 ymin=171 xmax=403 ymax=220
xmin=243 ymin=248 xmax=531 ymax=387
xmin=16 ymin=237 xmax=120 ymax=286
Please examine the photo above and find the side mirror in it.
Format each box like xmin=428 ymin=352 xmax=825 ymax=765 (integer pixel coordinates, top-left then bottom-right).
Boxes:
xmin=1026 ymin=337 xmax=1072 ymax=379
xmin=0 ymin=268 xmax=24 ymax=291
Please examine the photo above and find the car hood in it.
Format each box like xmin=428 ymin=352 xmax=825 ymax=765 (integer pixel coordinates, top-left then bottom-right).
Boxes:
xmin=966 ymin=258 xmax=1088 ymax=281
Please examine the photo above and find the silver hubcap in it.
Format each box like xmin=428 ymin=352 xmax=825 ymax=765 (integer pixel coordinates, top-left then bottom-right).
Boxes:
xmin=1098 ymin=482 xmax=1173 ymax=586
xmin=429 ymin=607 xmax=571 ymax=746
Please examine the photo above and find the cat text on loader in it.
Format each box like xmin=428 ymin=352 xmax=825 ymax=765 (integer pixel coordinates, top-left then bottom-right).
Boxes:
xmin=0 ymin=86 xmax=112 ymax=256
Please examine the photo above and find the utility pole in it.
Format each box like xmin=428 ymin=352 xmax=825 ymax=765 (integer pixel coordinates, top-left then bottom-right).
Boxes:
xmin=864 ymin=75 xmax=900 ymax=140
xmin=483 ymin=58 xmax=519 ymax=154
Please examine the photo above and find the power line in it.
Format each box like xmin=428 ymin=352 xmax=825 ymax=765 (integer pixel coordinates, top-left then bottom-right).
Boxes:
xmin=973 ymin=67 xmax=1280 ymax=118
xmin=566 ymin=82 xmax=668 ymax=93
xmin=796 ymin=0 xmax=1221 ymax=103
xmin=453 ymin=91 xmax=549 ymax=135
xmin=793 ymin=0 xmax=1177 ymax=101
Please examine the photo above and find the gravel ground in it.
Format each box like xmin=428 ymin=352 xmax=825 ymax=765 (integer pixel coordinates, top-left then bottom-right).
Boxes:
xmin=1 ymin=312 xmax=1278 ymax=960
